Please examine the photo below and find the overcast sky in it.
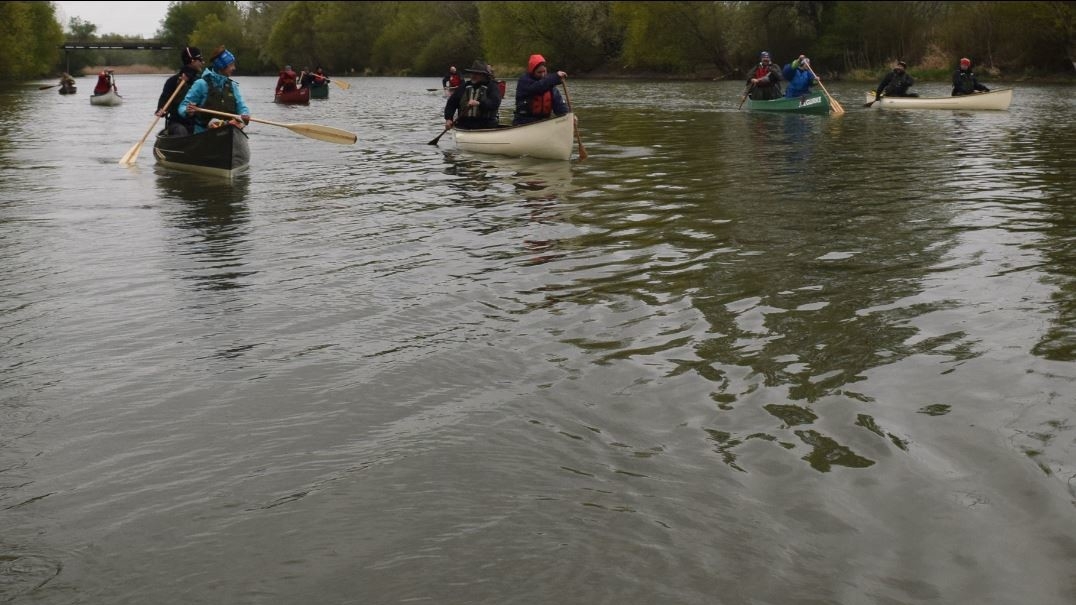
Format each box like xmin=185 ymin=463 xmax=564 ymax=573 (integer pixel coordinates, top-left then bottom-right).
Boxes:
xmin=54 ymin=1 xmax=172 ymax=38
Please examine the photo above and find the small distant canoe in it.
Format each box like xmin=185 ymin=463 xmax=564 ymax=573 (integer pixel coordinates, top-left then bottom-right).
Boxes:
xmin=90 ymin=90 xmax=123 ymax=106
xmin=275 ymin=87 xmax=310 ymax=105
xmin=745 ymin=92 xmax=830 ymax=114
xmin=865 ymin=88 xmax=1013 ymax=111
xmin=59 ymin=84 xmax=77 ymax=95
xmin=309 ymin=84 xmax=329 ymax=100
xmin=453 ymin=113 xmax=575 ymax=161
xmin=153 ymin=124 xmax=250 ymax=179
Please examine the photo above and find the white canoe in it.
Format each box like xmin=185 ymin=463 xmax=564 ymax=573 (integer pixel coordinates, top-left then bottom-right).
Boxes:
xmin=865 ymin=88 xmax=1012 ymax=111
xmin=90 ymin=90 xmax=123 ymax=106
xmin=453 ymin=113 xmax=575 ymax=161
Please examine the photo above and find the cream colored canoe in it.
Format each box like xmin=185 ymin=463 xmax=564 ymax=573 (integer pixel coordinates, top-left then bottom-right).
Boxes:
xmin=453 ymin=113 xmax=575 ymax=161
xmin=865 ymin=88 xmax=1012 ymax=111
xmin=89 ymin=90 xmax=123 ymax=106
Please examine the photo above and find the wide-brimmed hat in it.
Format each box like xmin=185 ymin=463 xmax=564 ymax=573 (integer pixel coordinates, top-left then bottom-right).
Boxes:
xmin=463 ymin=60 xmax=491 ymax=76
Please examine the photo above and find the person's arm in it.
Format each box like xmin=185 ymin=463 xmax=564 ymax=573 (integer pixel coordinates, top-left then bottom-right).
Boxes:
xmin=157 ymin=78 xmax=175 ymax=114
xmin=875 ymin=72 xmax=892 ymax=98
xmin=515 ymin=72 xmax=563 ymax=99
xmin=552 ymin=88 xmax=569 ymax=116
xmin=178 ymin=80 xmax=207 ymax=117
xmin=232 ymin=82 xmax=251 ymax=120
xmin=443 ymin=87 xmax=463 ymax=126
xmin=975 ymin=77 xmax=989 ymax=92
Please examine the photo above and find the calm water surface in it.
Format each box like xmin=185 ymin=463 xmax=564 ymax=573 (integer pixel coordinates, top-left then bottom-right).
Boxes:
xmin=2 ymin=75 xmax=1075 ymax=604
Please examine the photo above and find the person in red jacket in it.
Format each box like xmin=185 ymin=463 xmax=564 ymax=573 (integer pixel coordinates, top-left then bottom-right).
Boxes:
xmin=275 ymin=65 xmax=298 ymax=94
xmin=93 ymin=69 xmax=116 ymax=95
xmin=442 ymin=65 xmax=461 ymax=92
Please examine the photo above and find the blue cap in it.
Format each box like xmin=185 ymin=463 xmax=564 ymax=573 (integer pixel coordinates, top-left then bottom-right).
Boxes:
xmin=212 ymin=49 xmax=235 ymax=71
xmin=760 ymin=51 xmax=771 ymax=59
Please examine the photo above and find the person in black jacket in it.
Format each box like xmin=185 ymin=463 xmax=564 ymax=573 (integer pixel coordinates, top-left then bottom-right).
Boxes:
xmin=874 ymin=60 xmax=917 ymax=99
xmin=444 ymin=60 xmax=502 ymax=130
xmin=952 ymin=57 xmax=990 ymax=96
xmin=746 ymin=51 xmax=782 ymax=100
xmin=156 ymin=46 xmax=204 ymax=136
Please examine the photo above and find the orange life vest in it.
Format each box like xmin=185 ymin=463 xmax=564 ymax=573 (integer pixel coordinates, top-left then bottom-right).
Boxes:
xmin=529 ymin=90 xmax=553 ymax=117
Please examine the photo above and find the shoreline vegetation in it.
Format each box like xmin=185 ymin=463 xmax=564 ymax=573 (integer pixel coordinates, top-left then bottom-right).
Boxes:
xmin=10 ymin=2 xmax=1072 ymax=84
xmin=81 ymin=64 xmax=1074 ymax=85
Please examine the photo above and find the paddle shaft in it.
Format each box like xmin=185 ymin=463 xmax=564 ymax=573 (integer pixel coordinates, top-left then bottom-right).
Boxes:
xmin=865 ymin=91 xmax=883 ymax=108
xmin=738 ymin=83 xmax=755 ymax=110
xmin=191 ymin=107 xmax=357 ymax=144
xmin=301 ymin=71 xmax=350 ymax=91
xmin=428 ymin=126 xmax=450 ymax=146
xmin=119 ymin=78 xmax=188 ymax=166
xmin=560 ymin=81 xmax=587 ymax=160
xmin=804 ymin=63 xmax=845 ymax=114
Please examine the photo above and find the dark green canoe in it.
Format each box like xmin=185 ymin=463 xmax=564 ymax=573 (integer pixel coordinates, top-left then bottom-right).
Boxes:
xmin=310 ymin=84 xmax=329 ymax=99
xmin=746 ymin=92 xmax=831 ymax=115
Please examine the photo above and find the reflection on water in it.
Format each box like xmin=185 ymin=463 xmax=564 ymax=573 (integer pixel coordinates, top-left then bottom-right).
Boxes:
xmin=154 ymin=169 xmax=252 ymax=292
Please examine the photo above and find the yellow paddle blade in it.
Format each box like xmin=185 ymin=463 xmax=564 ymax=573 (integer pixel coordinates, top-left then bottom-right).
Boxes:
xmin=332 ymin=78 xmax=351 ymax=91
xmin=281 ymin=122 xmax=357 ymax=145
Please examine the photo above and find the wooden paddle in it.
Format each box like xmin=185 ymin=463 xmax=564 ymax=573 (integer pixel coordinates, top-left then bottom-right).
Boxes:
xmin=39 ymin=83 xmax=62 ymax=90
xmin=803 ymin=62 xmax=845 ymax=115
xmin=191 ymin=107 xmax=357 ymax=144
xmin=864 ymin=91 xmax=883 ymax=108
xmin=119 ymin=79 xmax=188 ymax=166
xmin=307 ymin=72 xmax=350 ymax=91
xmin=560 ymin=80 xmax=588 ymax=160
xmin=428 ymin=123 xmax=452 ymax=146
xmin=738 ymin=83 xmax=755 ymax=110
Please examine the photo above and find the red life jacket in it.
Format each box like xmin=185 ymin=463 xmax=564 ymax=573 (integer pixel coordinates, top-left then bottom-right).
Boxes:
xmin=449 ymin=74 xmax=462 ymax=88
xmin=752 ymin=65 xmax=771 ymax=80
xmin=529 ymin=90 xmax=553 ymax=117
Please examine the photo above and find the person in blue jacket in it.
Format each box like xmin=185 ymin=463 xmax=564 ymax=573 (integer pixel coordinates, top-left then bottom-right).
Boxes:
xmin=513 ymin=54 xmax=571 ymax=126
xmin=179 ymin=45 xmax=250 ymax=134
xmin=782 ymin=55 xmax=817 ymax=98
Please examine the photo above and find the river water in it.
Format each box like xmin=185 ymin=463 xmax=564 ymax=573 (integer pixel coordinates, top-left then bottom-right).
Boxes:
xmin=2 ymin=75 xmax=1075 ymax=604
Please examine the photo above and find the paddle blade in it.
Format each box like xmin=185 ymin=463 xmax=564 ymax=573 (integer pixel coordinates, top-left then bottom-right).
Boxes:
xmin=118 ymin=142 xmax=143 ymax=166
xmin=333 ymin=78 xmax=351 ymax=91
xmin=286 ymin=122 xmax=357 ymax=145
xmin=428 ymin=127 xmax=449 ymax=146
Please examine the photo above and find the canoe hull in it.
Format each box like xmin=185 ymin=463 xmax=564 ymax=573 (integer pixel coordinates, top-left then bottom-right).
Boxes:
xmin=746 ymin=92 xmax=830 ymax=114
xmin=275 ymin=88 xmax=310 ymax=105
xmin=309 ymin=85 xmax=329 ymax=99
xmin=59 ymin=85 xmax=77 ymax=95
xmin=153 ymin=124 xmax=250 ymax=179
xmin=89 ymin=90 xmax=122 ymax=106
xmin=865 ymin=88 xmax=1012 ymax=110
xmin=453 ymin=113 xmax=575 ymax=161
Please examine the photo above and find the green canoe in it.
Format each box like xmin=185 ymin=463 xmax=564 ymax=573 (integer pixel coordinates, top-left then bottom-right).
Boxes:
xmin=310 ymin=84 xmax=329 ymax=99
xmin=745 ymin=92 xmax=831 ymax=115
